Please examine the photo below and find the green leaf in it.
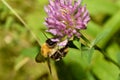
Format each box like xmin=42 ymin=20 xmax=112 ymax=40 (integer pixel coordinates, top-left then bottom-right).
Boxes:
xmin=20 ymin=46 xmax=40 ymax=59
xmin=73 ymin=40 xmax=81 ymax=50
xmin=98 ymin=10 xmax=120 ymax=48
xmin=91 ymin=10 xmax=120 ymax=48
xmin=55 ymin=48 xmax=96 ymax=80
xmin=117 ymin=52 xmax=120 ymax=65
xmin=106 ymin=42 xmax=120 ymax=63
xmin=92 ymin=52 xmax=120 ymax=80
xmin=91 ymin=29 xmax=109 ymax=47
xmin=55 ymin=48 xmax=88 ymax=80
xmin=81 ymin=47 xmax=94 ymax=65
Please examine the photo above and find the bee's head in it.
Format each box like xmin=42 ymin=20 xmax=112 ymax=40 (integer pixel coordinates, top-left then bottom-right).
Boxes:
xmin=46 ymin=38 xmax=57 ymax=48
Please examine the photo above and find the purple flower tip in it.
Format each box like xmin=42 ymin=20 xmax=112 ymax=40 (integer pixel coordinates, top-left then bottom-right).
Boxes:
xmin=44 ymin=0 xmax=90 ymax=40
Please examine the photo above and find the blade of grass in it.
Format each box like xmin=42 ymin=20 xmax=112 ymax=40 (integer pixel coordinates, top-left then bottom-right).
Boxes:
xmin=1 ymin=0 xmax=42 ymax=46
xmin=98 ymin=10 xmax=120 ymax=48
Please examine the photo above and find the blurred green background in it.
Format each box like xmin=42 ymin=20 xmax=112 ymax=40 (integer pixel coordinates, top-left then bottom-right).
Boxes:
xmin=0 ymin=0 xmax=120 ymax=80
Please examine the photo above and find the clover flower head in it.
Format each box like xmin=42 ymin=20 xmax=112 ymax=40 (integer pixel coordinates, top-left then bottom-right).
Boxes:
xmin=44 ymin=0 xmax=90 ymax=40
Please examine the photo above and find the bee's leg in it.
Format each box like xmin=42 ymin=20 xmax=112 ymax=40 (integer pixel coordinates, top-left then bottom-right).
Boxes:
xmin=47 ymin=55 xmax=52 ymax=74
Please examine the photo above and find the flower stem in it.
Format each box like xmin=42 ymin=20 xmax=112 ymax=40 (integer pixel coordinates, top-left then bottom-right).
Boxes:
xmin=81 ymin=33 xmax=120 ymax=69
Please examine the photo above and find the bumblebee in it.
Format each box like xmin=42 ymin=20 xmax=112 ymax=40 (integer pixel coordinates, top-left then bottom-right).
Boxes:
xmin=50 ymin=43 xmax=68 ymax=61
xmin=35 ymin=38 xmax=68 ymax=62
xmin=35 ymin=38 xmax=68 ymax=73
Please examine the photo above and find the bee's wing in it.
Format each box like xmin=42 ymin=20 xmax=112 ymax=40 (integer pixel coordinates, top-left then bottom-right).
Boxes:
xmin=35 ymin=47 xmax=46 ymax=62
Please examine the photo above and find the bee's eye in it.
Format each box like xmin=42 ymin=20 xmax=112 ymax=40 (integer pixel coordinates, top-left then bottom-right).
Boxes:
xmin=46 ymin=39 xmax=57 ymax=46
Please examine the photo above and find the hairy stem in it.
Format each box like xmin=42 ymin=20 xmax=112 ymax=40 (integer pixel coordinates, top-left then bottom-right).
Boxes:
xmin=81 ymin=33 xmax=120 ymax=69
